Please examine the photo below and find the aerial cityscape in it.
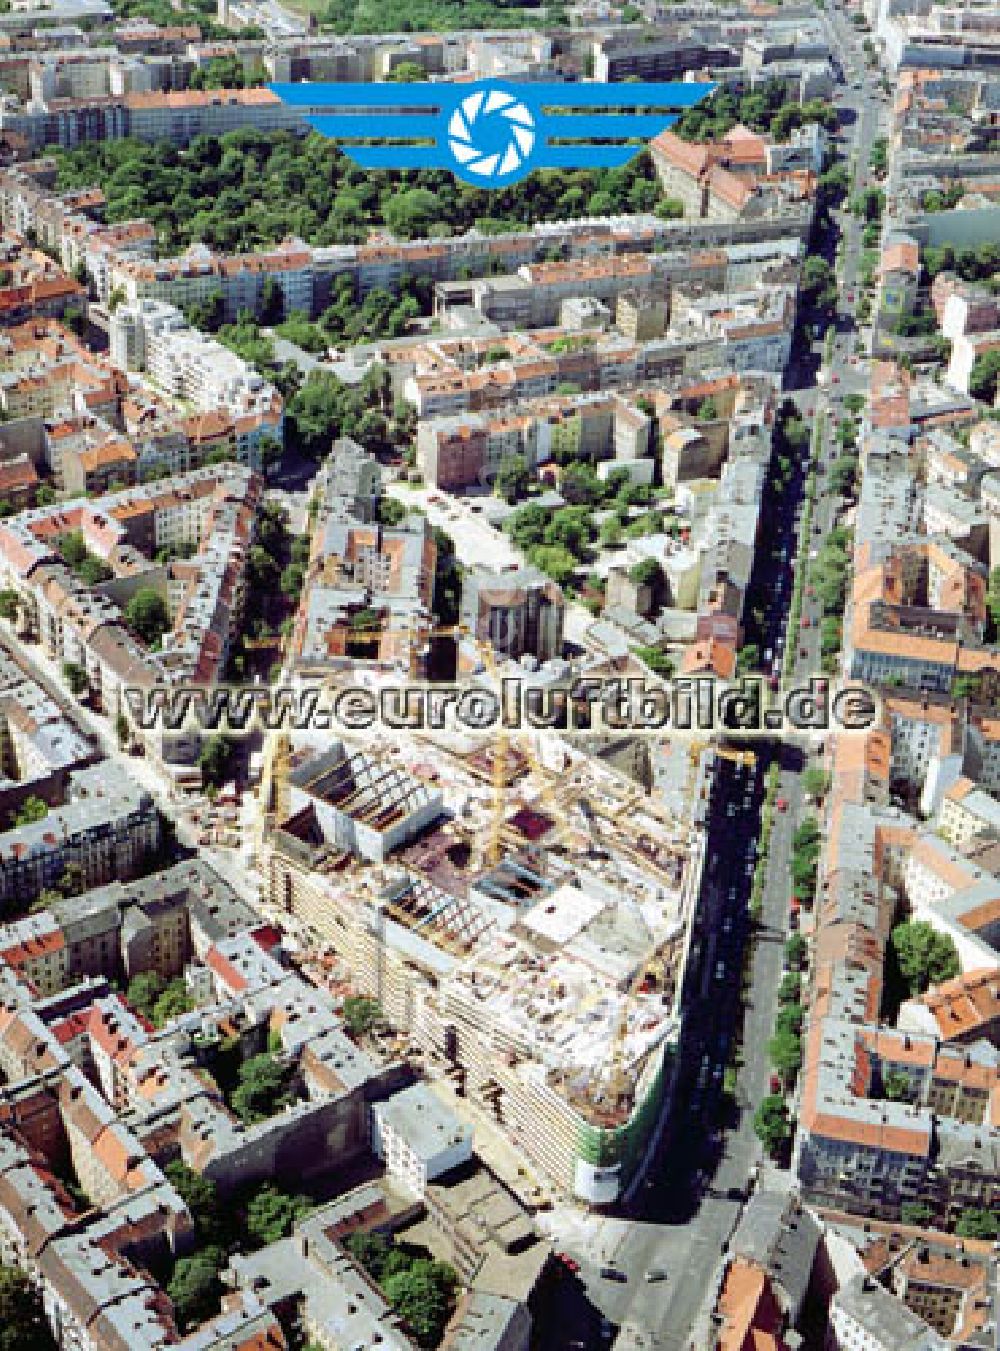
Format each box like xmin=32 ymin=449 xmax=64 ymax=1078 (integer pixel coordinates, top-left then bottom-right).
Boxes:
xmin=0 ymin=0 xmax=993 ymax=1347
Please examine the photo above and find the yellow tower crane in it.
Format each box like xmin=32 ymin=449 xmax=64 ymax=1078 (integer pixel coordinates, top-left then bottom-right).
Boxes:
xmin=688 ymin=740 xmax=757 ymax=771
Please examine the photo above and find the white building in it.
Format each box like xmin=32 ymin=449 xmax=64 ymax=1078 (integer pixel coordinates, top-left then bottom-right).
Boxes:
xmin=371 ymin=1083 xmax=472 ymax=1198
xmin=110 ymin=298 xmax=281 ymax=432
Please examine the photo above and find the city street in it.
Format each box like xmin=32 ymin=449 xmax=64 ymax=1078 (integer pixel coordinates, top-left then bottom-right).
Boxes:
xmin=536 ymin=32 xmax=886 ymax=1350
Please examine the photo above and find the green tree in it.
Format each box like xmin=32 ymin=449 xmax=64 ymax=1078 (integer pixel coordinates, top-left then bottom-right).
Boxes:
xmin=280 ymin=562 xmax=305 ymax=600
xmin=184 ymin=292 xmax=224 ymax=332
xmin=125 ymin=587 xmax=170 ymax=645
xmin=165 ymin=1162 xmax=227 ymax=1247
xmin=29 ymin=889 xmax=63 ymax=915
xmin=199 ymin=734 xmax=233 ymax=789
xmin=882 ymin=1070 xmax=912 ymax=1102
xmin=987 ymin=567 xmax=1000 ymax=642
xmin=259 ymin=275 xmax=284 ymax=325
xmin=231 ymin=1052 xmax=292 ymax=1124
xmin=342 ymin=995 xmax=380 ymax=1038
xmin=753 ymin=1095 xmax=790 ymax=1156
xmin=494 ymin=454 xmax=530 ymax=504
xmin=528 ymin=544 xmax=576 ymax=585
xmin=632 ymin=646 xmax=673 ymax=677
xmin=852 ymin=186 xmax=885 ymax=221
xmin=12 ymin=795 xmax=47 ymax=827
xmin=768 ymin=1028 xmax=802 ymax=1083
xmin=57 ymin=862 xmax=85 ymax=898
xmin=969 ymin=349 xmax=1000 ymax=405
xmin=697 ymin=396 xmax=718 ymax=421
xmin=737 ymin=643 xmax=760 ymax=675
xmin=0 ymin=590 xmax=19 ymax=621
xmin=378 ymin=497 xmax=407 ymax=527
xmin=0 ymin=1264 xmax=56 ymax=1350
xmin=956 ymin=1208 xmax=999 ymax=1240
xmin=800 ymin=255 xmax=837 ymax=311
xmin=382 ymin=1263 xmax=458 ymax=1350
xmin=655 ymin=196 xmax=684 ymax=220
xmin=559 ymin=462 xmax=603 ymax=507
xmin=505 ymin=502 xmax=548 ymax=550
xmin=829 ymin=455 xmax=858 ymax=497
xmin=785 ymin=933 xmax=807 ymax=969
xmin=152 ymin=977 xmax=194 ymax=1028
xmin=629 ymin=558 xmax=663 ymax=589
xmin=345 ymin=1230 xmax=391 ymax=1279
xmin=383 ymin=188 xmax=442 ymax=239
xmin=386 ymin=60 xmax=426 ymax=82
xmin=901 ymin=1202 xmax=933 ymax=1226
xmin=168 ymin=1248 xmax=224 ymax=1331
xmin=802 ymin=767 xmax=829 ymax=799
xmin=777 ymin=972 xmax=801 ymax=1005
xmin=599 ymin=517 xmax=623 ymax=548
xmin=245 ymin=1183 xmax=311 ymax=1246
xmin=62 ymin=661 xmax=88 ymax=696
xmin=544 ymin=505 xmax=594 ymax=557
xmin=890 ymin=921 xmax=960 ymax=997
xmin=217 ymin=314 xmax=274 ymax=369
xmin=127 ymin=970 xmax=166 ymax=1022
xmin=774 ymin=1003 xmax=803 ymax=1037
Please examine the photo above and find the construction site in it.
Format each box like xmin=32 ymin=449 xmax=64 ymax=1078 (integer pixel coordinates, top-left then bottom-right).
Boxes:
xmin=256 ymin=675 xmax=721 ymax=1204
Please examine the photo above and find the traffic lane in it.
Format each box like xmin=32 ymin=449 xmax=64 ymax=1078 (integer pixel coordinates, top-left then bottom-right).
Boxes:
xmin=626 ymin=772 xmax=770 ymax=1342
xmin=616 ymin=164 xmax=845 ymax=1335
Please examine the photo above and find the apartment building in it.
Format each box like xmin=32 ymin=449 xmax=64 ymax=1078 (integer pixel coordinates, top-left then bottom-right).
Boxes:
xmin=938 ymin=777 xmax=1000 ymax=846
xmin=110 ymin=298 xmax=283 ymax=454
xmin=591 ymin=33 xmax=736 ymax=82
xmin=290 ymin=513 xmax=437 ymax=677
xmin=0 ymin=763 xmax=159 ymax=907
xmin=0 ymin=85 xmax=302 ymax=150
xmin=829 ymin=1275 xmax=948 ymax=1351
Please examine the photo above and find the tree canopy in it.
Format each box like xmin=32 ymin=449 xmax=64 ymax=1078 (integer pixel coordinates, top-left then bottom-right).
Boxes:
xmin=344 ymin=1233 xmax=458 ymax=1350
xmin=753 ymin=1095 xmax=790 ymax=1156
xmin=11 ymin=795 xmax=47 ymax=827
xmin=125 ymin=587 xmax=171 ymax=646
xmin=168 ymin=1248 xmax=224 ymax=1332
xmin=890 ymin=921 xmax=960 ymax=997
xmin=970 ymin=349 xmax=1000 ymax=406
xmin=956 ymin=1208 xmax=999 ymax=1240
xmin=342 ymin=995 xmax=380 ymax=1038
xmin=676 ymin=80 xmax=836 ymax=143
xmin=230 ymin=1052 xmax=294 ymax=1124
xmin=245 ymin=1183 xmax=311 ymax=1246
xmin=54 ymin=132 xmax=666 ymax=256
xmin=0 ymin=1265 xmax=55 ymax=1351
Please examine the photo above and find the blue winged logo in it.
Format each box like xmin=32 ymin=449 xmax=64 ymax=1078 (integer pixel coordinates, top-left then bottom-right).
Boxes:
xmin=269 ymin=79 xmax=715 ymax=188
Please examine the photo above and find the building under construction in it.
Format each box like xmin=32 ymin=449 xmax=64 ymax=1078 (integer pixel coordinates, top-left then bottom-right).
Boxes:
xmin=280 ymin=740 xmax=445 ymax=864
xmin=260 ymin=732 xmax=714 ymax=1205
